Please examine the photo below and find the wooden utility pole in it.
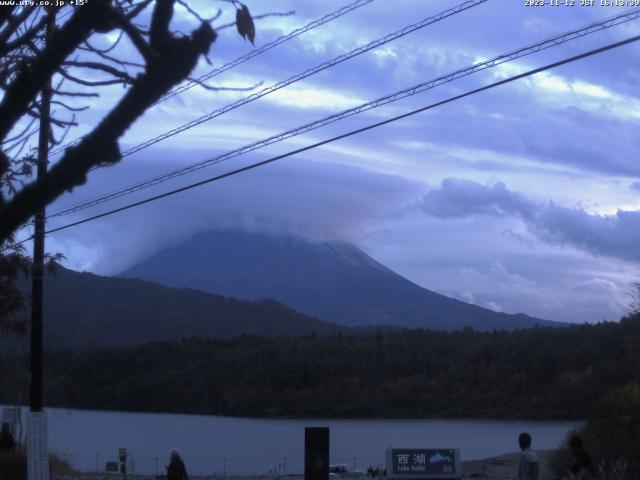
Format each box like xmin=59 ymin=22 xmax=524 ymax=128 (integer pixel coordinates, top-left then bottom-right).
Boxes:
xmin=28 ymin=9 xmax=55 ymax=480
xmin=30 ymin=33 xmax=52 ymax=415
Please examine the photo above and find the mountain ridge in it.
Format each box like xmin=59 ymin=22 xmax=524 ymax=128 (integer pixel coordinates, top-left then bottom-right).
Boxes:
xmin=1 ymin=267 xmax=352 ymax=352
xmin=120 ymin=229 xmax=561 ymax=331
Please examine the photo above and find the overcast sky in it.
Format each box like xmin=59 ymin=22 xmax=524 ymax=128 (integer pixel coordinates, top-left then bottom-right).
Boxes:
xmin=22 ymin=0 xmax=640 ymax=324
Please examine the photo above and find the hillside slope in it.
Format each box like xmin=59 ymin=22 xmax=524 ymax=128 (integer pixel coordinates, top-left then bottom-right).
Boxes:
xmin=2 ymin=267 xmax=348 ymax=351
xmin=4 ymin=317 xmax=636 ymax=418
xmin=120 ymin=230 xmax=560 ymax=331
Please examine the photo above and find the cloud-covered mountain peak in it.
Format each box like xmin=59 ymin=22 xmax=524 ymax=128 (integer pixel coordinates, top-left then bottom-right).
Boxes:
xmin=120 ymin=229 xmax=561 ymax=331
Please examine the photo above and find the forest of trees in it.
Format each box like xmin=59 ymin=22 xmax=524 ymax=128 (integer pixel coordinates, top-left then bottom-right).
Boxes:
xmin=2 ymin=313 xmax=639 ymax=420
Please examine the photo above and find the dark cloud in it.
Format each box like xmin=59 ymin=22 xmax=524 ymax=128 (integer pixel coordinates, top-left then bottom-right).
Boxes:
xmin=533 ymin=206 xmax=640 ymax=263
xmin=418 ymin=178 xmax=536 ymax=219
xmin=364 ymin=213 xmax=634 ymax=323
xmin=47 ymin=153 xmax=422 ymax=274
xmin=52 ymin=0 xmax=640 ymax=182
xmin=398 ymin=82 xmax=640 ymax=178
xmin=417 ymin=178 xmax=640 ymax=264
xmin=29 ymin=0 xmax=640 ymax=326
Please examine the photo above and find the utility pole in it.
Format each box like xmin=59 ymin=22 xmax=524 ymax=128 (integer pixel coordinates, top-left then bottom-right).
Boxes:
xmin=28 ymin=8 xmax=55 ymax=480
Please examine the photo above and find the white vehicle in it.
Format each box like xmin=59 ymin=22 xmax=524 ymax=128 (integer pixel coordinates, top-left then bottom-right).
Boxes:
xmin=330 ymin=464 xmax=365 ymax=477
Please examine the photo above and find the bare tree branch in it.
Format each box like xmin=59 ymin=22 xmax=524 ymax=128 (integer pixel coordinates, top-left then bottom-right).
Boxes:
xmin=149 ymin=0 xmax=174 ymax=50
xmin=26 ymin=107 xmax=77 ymax=128
xmin=126 ymin=0 xmax=155 ymax=20
xmin=0 ymin=6 xmax=18 ymax=29
xmin=111 ymin=10 xmax=157 ymax=64
xmin=0 ymin=0 xmax=119 ymax=141
xmin=51 ymin=100 xmax=89 ymax=112
xmin=177 ymin=0 xmax=222 ymax=25
xmin=80 ymin=31 xmax=125 ymax=55
xmin=0 ymin=2 xmax=217 ymax=242
xmin=2 ymin=116 xmax=38 ymax=144
xmin=0 ymin=12 xmax=49 ymax=57
xmin=57 ymin=67 xmax=131 ymax=87
xmin=1 ymin=0 xmax=270 ymax=334
xmin=62 ymin=60 xmax=137 ymax=84
xmin=0 ymin=7 xmax=40 ymax=53
xmin=81 ymin=44 xmax=145 ymax=68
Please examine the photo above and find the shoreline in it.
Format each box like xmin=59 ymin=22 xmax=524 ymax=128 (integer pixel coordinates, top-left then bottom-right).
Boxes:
xmin=461 ymin=450 xmax=553 ymax=479
xmin=2 ymin=403 xmax=584 ymax=422
xmin=51 ymin=451 xmax=555 ymax=480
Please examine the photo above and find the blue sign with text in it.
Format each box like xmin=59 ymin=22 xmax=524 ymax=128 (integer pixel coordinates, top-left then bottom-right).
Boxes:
xmin=386 ymin=448 xmax=461 ymax=479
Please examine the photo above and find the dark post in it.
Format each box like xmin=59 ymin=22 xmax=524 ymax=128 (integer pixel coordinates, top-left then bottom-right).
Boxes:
xmin=30 ymin=8 xmax=54 ymax=415
xmin=305 ymin=427 xmax=329 ymax=480
xmin=27 ymin=12 xmax=54 ymax=480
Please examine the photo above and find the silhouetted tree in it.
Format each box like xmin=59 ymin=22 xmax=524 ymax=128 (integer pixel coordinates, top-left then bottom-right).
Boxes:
xmin=3 ymin=319 xmax=638 ymax=421
xmin=0 ymin=0 xmax=266 ymax=331
xmin=629 ymin=281 xmax=640 ymax=315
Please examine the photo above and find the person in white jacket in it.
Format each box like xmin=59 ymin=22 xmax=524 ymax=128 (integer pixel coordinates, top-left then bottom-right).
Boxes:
xmin=518 ymin=432 xmax=541 ymax=480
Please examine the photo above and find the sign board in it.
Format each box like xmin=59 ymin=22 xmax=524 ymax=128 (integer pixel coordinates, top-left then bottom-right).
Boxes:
xmin=305 ymin=427 xmax=329 ymax=480
xmin=106 ymin=461 xmax=119 ymax=472
xmin=385 ymin=449 xmax=461 ymax=479
xmin=27 ymin=411 xmax=49 ymax=480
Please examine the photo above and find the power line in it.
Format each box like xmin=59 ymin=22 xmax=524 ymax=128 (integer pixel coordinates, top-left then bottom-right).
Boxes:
xmin=43 ymin=0 xmax=491 ymax=219
xmin=157 ymin=0 xmax=376 ymax=104
xmin=10 ymin=31 xmax=637 ymax=249
xmin=50 ymin=0 xmax=489 ymax=160
xmin=49 ymin=0 xmax=376 ymax=156
xmin=4 ymin=0 xmax=406 ymax=238
xmin=119 ymin=0 xmax=488 ymax=158
xmin=46 ymin=7 xmax=640 ymax=220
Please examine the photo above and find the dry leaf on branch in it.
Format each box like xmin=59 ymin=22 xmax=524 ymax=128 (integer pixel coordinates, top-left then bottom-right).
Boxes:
xmin=236 ymin=4 xmax=255 ymax=45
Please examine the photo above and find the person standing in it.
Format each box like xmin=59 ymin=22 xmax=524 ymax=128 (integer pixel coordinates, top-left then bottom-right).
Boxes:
xmin=518 ymin=432 xmax=540 ymax=480
xmin=569 ymin=434 xmax=594 ymax=480
xmin=167 ymin=449 xmax=190 ymax=480
xmin=0 ymin=423 xmax=16 ymax=452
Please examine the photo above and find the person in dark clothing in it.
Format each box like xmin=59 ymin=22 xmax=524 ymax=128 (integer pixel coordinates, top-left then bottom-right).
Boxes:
xmin=518 ymin=432 xmax=540 ymax=480
xmin=569 ymin=434 xmax=595 ymax=480
xmin=167 ymin=449 xmax=189 ymax=480
xmin=0 ymin=423 xmax=16 ymax=452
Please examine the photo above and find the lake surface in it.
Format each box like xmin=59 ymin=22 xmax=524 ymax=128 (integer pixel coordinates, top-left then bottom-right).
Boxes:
xmin=4 ymin=407 xmax=582 ymax=475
